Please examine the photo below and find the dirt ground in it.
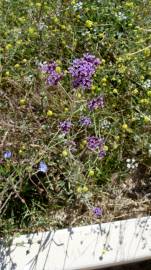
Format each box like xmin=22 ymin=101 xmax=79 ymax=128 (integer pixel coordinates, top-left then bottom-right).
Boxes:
xmin=105 ymin=260 xmax=151 ymax=270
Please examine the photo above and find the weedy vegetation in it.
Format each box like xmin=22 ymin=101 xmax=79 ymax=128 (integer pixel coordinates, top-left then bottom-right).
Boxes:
xmin=0 ymin=0 xmax=151 ymax=236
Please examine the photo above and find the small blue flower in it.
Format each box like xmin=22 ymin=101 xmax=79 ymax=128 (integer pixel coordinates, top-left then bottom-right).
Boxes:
xmin=93 ymin=207 xmax=103 ymax=217
xmin=3 ymin=151 xmax=12 ymax=159
xmin=38 ymin=161 xmax=48 ymax=173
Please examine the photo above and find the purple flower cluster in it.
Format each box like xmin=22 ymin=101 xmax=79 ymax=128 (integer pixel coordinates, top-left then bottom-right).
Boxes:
xmin=40 ymin=62 xmax=63 ymax=86
xmin=87 ymin=136 xmax=105 ymax=158
xmin=88 ymin=96 xmax=104 ymax=111
xmin=79 ymin=116 xmax=91 ymax=127
xmin=59 ymin=120 xmax=72 ymax=134
xmin=83 ymin=53 xmax=101 ymax=66
xmin=68 ymin=53 xmax=101 ymax=89
xmin=87 ymin=136 xmax=104 ymax=150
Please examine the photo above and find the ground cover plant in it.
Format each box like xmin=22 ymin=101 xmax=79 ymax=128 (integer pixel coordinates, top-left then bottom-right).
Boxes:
xmin=0 ymin=0 xmax=151 ymax=236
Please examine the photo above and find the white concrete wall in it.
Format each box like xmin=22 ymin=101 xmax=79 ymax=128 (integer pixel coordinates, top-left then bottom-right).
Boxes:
xmin=1 ymin=216 xmax=151 ymax=270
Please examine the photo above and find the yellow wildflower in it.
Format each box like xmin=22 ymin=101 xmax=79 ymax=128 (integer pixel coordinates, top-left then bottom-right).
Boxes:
xmin=64 ymin=107 xmax=69 ymax=112
xmin=132 ymin=89 xmax=139 ymax=95
xmin=88 ymin=170 xmax=95 ymax=177
xmin=36 ymin=3 xmax=41 ymax=8
xmin=82 ymin=186 xmax=88 ymax=193
xmin=104 ymin=145 xmax=108 ymax=151
xmin=125 ymin=2 xmax=134 ymax=8
xmin=140 ymin=99 xmax=149 ymax=105
xmin=14 ymin=64 xmax=20 ymax=68
xmin=113 ymin=89 xmax=118 ymax=94
xmin=77 ymin=186 xmax=82 ymax=193
xmin=143 ymin=116 xmax=150 ymax=123
xmin=5 ymin=71 xmax=10 ymax=76
xmin=85 ymin=20 xmax=93 ymax=28
xmin=19 ymin=99 xmax=26 ymax=105
xmin=62 ymin=150 xmax=68 ymax=157
xmin=76 ymin=92 xmax=82 ymax=98
xmin=144 ymin=48 xmax=150 ymax=57
xmin=47 ymin=110 xmax=53 ymax=117
xmin=22 ymin=59 xmax=27 ymax=63
xmin=16 ymin=40 xmax=23 ymax=45
xmin=147 ymin=90 xmax=151 ymax=97
xmin=122 ymin=124 xmax=128 ymax=130
xmin=28 ymin=27 xmax=35 ymax=35
xmin=55 ymin=66 xmax=62 ymax=73
xmin=6 ymin=44 xmax=12 ymax=50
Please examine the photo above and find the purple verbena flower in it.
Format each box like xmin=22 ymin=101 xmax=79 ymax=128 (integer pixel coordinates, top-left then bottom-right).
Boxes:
xmin=40 ymin=62 xmax=51 ymax=73
xmin=59 ymin=120 xmax=72 ymax=134
xmin=79 ymin=116 xmax=92 ymax=127
xmin=93 ymin=207 xmax=103 ymax=217
xmin=99 ymin=150 xmax=106 ymax=159
xmin=87 ymin=136 xmax=106 ymax=158
xmin=3 ymin=151 xmax=12 ymax=159
xmin=40 ymin=61 xmax=63 ymax=86
xmin=87 ymin=136 xmax=104 ymax=150
xmin=38 ymin=161 xmax=48 ymax=173
xmin=47 ymin=71 xmax=62 ymax=86
xmin=68 ymin=54 xmax=100 ymax=89
xmin=67 ymin=140 xmax=77 ymax=153
xmin=83 ymin=53 xmax=101 ymax=66
xmin=88 ymin=96 xmax=104 ymax=111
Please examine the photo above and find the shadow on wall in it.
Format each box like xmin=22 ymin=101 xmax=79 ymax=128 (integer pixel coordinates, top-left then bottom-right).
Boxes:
xmin=0 ymin=239 xmax=16 ymax=270
xmin=0 ymin=229 xmax=72 ymax=270
xmin=0 ymin=217 xmax=151 ymax=270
